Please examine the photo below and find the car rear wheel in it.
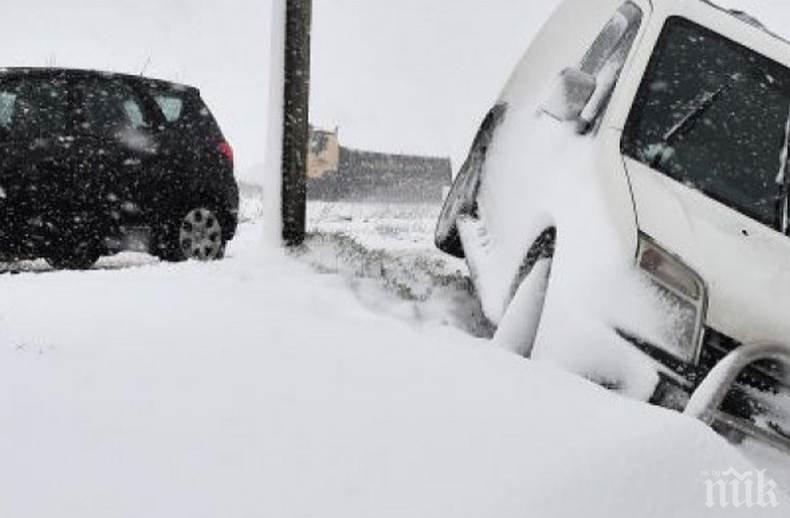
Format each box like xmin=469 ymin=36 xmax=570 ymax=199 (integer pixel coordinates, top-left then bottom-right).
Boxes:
xmin=154 ymin=206 xmax=226 ymax=262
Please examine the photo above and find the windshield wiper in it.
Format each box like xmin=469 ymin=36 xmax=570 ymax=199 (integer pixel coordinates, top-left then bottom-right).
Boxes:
xmin=647 ymin=81 xmax=733 ymax=170
xmin=776 ymin=104 xmax=790 ymax=233
xmin=662 ymin=83 xmax=731 ymax=145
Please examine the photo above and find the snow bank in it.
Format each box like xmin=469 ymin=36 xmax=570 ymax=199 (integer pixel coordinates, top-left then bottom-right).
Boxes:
xmin=0 ymin=222 xmax=785 ymax=517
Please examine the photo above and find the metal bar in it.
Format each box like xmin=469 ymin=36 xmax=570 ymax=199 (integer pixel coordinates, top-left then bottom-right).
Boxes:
xmin=281 ymin=0 xmax=312 ymax=247
xmin=685 ymin=342 xmax=790 ymax=453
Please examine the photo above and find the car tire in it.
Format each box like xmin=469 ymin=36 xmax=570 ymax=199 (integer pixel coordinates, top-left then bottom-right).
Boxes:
xmin=494 ymin=229 xmax=556 ymax=357
xmin=154 ymin=206 xmax=227 ymax=262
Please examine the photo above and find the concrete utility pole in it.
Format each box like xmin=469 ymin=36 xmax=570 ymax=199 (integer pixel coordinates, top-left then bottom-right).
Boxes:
xmin=280 ymin=0 xmax=312 ymax=247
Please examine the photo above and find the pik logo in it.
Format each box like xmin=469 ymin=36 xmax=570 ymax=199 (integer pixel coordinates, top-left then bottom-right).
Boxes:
xmin=703 ymin=468 xmax=780 ymax=509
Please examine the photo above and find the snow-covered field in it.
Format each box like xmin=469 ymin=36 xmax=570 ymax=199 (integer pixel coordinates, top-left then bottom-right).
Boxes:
xmin=1 ymin=202 xmax=789 ymax=517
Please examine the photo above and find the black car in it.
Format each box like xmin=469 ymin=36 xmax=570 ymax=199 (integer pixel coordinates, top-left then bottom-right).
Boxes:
xmin=0 ymin=68 xmax=239 ymax=269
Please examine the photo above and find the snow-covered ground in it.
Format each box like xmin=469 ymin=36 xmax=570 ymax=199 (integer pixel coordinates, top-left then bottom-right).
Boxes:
xmin=305 ymin=202 xmax=491 ymax=337
xmin=4 ymin=0 xmax=790 ymax=515
xmin=2 ymin=205 xmax=789 ymax=517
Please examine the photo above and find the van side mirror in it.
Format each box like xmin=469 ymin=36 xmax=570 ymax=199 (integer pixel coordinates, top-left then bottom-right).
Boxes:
xmin=541 ymin=68 xmax=596 ymax=122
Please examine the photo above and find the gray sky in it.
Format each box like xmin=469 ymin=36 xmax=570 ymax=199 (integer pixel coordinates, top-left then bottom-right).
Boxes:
xmin=310 ymin=0 xmax=559 ymax=166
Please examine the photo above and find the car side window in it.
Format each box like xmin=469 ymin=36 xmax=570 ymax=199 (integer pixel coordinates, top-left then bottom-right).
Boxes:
xmin=79 ymin=79 xmax=151 ymax=138
xmin=581 ymin=3 xmax=642 ymax=76
xmin=0 ymin=91 xmax=16 ymax=129
xmin=577 ymin=2 xmax=643 ymax=129
xmin=0 ymin=78 xmax=69 ymax=141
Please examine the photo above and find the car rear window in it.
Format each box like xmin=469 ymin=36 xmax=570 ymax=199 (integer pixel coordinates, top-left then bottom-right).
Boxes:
xmin=153 ymin=94 xmax=185 ymax=123
xmin=148 ymin=87 xmax=224 ymax=142
xmin=0 ymin=77 xmax=69 ymax=141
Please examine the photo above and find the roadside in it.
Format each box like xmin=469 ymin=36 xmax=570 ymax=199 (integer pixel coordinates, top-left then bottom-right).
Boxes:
xmin=303 ymin=201 xmax=492 ymax=337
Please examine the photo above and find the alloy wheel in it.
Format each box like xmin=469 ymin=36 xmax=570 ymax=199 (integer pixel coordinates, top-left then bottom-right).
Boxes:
xmin=178 ymin=208 xmax=224 ymax=261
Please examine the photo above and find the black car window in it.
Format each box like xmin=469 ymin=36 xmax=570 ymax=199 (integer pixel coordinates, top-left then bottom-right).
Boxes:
xmin=79 ymin=79 xmax=152 ymax=138
xmin=622 ymin=17 xmax=790 ymax=227
xmin=0 ymin=78 xmax=69 ymax=141
xmin=0 ymin=91 xmax=16 ymax=129
xmin=153 ymin=94 xmax=185 ymax=123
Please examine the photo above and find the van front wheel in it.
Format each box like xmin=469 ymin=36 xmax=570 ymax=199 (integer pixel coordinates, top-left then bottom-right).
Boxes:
xmin=494 ymin=229 xmax=555 ymax=357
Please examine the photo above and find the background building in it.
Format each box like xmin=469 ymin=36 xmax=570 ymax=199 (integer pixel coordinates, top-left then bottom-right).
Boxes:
xmin=308 ymin=126 xmax=452 ymax=203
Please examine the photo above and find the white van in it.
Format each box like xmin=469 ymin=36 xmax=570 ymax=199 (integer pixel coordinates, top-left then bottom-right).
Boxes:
xmin=436 ymin=0 xmax=790 ymax=452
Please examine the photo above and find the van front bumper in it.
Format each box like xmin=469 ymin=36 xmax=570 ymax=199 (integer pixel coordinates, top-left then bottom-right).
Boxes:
xmin=621 ymin=328 xmax=790 ymax=453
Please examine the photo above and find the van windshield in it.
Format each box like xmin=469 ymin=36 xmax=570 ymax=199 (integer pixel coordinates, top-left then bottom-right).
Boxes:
xmin=622 ymin=17 xmax=790 ymax=228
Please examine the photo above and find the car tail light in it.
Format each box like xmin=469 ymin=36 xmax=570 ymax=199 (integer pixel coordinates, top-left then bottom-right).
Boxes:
xmin=218 ymin=141 xmax=234 ymax=165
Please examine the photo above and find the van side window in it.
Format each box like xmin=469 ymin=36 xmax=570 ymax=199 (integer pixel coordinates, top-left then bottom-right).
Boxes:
xmin=622 ymin=17 xmax=790 ymax=227
xmin=578 ymin=3 xmax=643 ymax=129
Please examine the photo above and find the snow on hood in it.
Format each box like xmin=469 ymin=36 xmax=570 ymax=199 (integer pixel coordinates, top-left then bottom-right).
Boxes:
xmin=0 ymin=225 xmax=786 ymax=517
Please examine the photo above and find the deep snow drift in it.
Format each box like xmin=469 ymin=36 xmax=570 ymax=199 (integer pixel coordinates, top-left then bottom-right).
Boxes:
xmin=1 ymin=217 xmax=788 ymax=517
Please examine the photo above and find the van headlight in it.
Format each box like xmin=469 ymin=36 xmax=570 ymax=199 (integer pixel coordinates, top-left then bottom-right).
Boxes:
xmin=637 ymin=234 xmax=707 ymax=363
